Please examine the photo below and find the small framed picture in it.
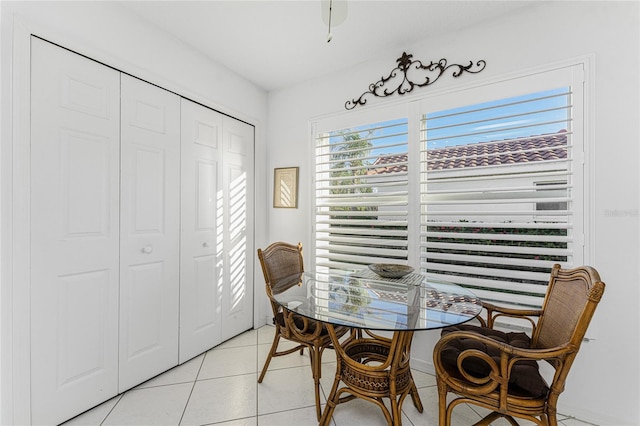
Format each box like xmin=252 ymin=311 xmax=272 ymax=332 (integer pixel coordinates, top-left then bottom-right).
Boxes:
xmin=273 ymin=167 xmax=299 ymax=208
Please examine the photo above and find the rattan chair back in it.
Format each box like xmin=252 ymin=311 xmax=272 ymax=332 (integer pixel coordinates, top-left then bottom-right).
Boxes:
xmin=258 ymin=241 xmax=304 ymax=298
xmin=532 ymin=265 xmax=603 ymax=352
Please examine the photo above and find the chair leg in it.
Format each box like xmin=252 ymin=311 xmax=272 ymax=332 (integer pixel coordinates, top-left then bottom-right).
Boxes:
xmin=409 ymin=381 xmax=423 ymax=413
xmin=258 ymin=330 xmax=281 ymax=383
xmin=390 ymin=394 xmax=402 ymax=426
xmin=310 ymin=345 xmax=323 ymax=420
xmin=319 ymin=386 xmax=339 ymax=426
xmin=546 ymin=389 xmax=560 ymax=426
xmin=375 ymin=396 xmax=393 ymax=425
xmin=436 ymin=379 xmax=449 ymax=426
xmin=320 ymin=357 xmax=344 ymax=426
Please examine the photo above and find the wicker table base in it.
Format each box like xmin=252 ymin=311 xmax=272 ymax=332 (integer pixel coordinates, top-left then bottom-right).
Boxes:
xmin=320 ymin=327 xmax=423 ymax=426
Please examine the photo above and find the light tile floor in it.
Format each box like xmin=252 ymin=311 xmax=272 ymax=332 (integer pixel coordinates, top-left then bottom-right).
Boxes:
xmin=63 ymin=326 xmax=598 ymax=426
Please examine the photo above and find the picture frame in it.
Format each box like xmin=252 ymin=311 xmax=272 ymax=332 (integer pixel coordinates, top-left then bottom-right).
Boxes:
xmin=273 ymin=167 xmax=299 ymax=208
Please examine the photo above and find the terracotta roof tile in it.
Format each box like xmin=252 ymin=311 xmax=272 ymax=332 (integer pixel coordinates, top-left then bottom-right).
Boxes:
xmin=367 ymin=131 xmax=567 ymax=175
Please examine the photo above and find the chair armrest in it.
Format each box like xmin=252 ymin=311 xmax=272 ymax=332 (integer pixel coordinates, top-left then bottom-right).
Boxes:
xmin=437 ymin=330 xmax=574 ymax=360
xmin=480 ymin=301 xmax=543 ymax=331
xmin=433 ymin=330 xmax=576 ymax=398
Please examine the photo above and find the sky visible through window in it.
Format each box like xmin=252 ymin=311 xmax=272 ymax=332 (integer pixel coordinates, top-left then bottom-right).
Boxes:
xmin=328 ymin=87 xmax=570 ymax=156
xmin=425 ymin=87 xmax=570 ymax=150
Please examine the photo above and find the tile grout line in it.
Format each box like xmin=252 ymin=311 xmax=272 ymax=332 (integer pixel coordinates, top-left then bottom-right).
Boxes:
xmin=177 ymin=352 xmax=207 ymax=426
xmin=97 ymin=394 xmax=124 ymax=426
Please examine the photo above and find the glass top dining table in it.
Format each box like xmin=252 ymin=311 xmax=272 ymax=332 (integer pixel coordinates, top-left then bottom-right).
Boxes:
xmin=270 ymin=269 xmax=483 ymax=332
xmin=269 ymin=268 xmax=483 ymax=425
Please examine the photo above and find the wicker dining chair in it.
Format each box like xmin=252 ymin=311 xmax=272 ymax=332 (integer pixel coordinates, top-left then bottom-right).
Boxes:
xmin=257 ymin=241 xmax=349 ymax=420
xmin=433 ymin=264 xmax=605 ymax=426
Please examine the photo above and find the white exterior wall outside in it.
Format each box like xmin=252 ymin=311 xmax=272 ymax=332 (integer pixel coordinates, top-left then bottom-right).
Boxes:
xmin=372 ymin=162 xmax=565 ymax=222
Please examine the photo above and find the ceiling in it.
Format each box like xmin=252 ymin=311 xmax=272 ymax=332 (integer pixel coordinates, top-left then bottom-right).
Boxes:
xmin=117 ymin=1 xmax=539 ymax=92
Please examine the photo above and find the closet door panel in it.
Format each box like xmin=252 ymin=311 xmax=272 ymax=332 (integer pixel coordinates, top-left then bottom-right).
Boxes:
xmin=179 ymin=99 xmax=223 ymax=362
xmin=220 ymin=117 xmax=254 ymax=341
xmin=30 ymin=38 xmax=121 ymax=425
xmin=119 ymin=75 xmax=180 ymax=391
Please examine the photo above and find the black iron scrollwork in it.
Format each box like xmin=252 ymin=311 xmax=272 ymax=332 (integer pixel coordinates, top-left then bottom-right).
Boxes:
xmin=345 ymin=52 xmax=486 ymax=110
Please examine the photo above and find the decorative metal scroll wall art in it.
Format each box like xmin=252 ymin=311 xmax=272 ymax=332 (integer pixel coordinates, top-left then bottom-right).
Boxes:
xmin=345 ymin=52 xmax=486 ymax=110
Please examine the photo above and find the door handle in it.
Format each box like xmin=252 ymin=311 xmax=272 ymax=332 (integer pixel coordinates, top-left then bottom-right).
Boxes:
xmin=142 ymin=245 xmax=153 ymax=254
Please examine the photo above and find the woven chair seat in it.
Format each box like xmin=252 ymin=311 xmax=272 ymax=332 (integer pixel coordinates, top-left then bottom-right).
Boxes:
xmin=340 ymin=340 xmax=413 ymax=397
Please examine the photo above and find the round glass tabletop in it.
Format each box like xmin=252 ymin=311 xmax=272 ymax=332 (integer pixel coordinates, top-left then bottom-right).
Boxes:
xmin=270 ymin=270 xmax=483 ymax=331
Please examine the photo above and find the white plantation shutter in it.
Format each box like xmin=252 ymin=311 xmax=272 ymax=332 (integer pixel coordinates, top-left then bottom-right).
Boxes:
xmin=315 ymin=118 xmax=410 ymax=271
xmin=420 ymin=74 xmax=584 ymax=309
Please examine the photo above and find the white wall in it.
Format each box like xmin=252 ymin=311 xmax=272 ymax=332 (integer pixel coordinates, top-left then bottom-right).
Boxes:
xmin=266 ymin=2 xmax=640 ymax=425
xmin=0 ymin=2 xmax=269 ymax=424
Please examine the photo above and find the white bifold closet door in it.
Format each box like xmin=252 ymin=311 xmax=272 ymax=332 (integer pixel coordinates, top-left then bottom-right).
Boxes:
xmin=30 ymin=38 xmax=121 ymax=425
xmin=219 ymin=115 xmax=255 ymax=341
xmin=179 ymin=101 xmax=255 ymax=358
xmin=179 ymin=99 xmax=223 ymax=362
xmin=29 ymin=37 xmax=253 ymax=424
xmin=118 ymin=74 xmax=180 ymax=392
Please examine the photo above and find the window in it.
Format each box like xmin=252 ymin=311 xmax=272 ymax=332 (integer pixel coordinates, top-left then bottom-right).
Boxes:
xmin=312 ymin=64 xmax=586 ymax=309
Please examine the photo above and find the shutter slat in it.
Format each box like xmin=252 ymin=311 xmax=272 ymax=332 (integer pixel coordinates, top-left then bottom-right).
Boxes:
xmin=424 ymin=262 xmax=550 ymax=282
xmin=316 ymin=247 xmax=407 ymax=265
xmin=425 ymin=231 xmax=570 ymax=243
xmin=422 ymin=210 xmax=572 ymax=217
xmin=423 ymin=272 xmax=548 ymax=296
xmin=318 ymin=219 xmax=409 ymax=227
xmin=318 ymin=210 xmax=409 ymax=218
xmin=424 ymin=251 xmax=560 ymax=269
xmin=422 ymin=168 xmax=572 ymax=184
xmin=424 ymin=241 xmax=570 ymax=256
xmin=426 ymin=119 xmax=570 ymax=143
xmin=319 ymin=227 xmax=409 ymax=237
xmin=424 ymin=197 xmax=570 ymax=205
xmin=318 ymin=236 xmax=409 ymax=247
xmin=421 ymin=221 xmax=571 ymax=230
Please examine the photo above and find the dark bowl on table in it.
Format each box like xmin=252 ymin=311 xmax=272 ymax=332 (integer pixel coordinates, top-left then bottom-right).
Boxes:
xmin=368 ymin=264 xmax=414 ymax=279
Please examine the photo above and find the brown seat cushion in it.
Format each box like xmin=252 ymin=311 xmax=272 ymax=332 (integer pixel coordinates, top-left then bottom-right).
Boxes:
xmin=274 ymin=313 xmax=337 ymax=336
xmin=440 ymin=324 xmax=549 ymax=398
xmin=274 ymin=312 xmax=314 ymax=329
